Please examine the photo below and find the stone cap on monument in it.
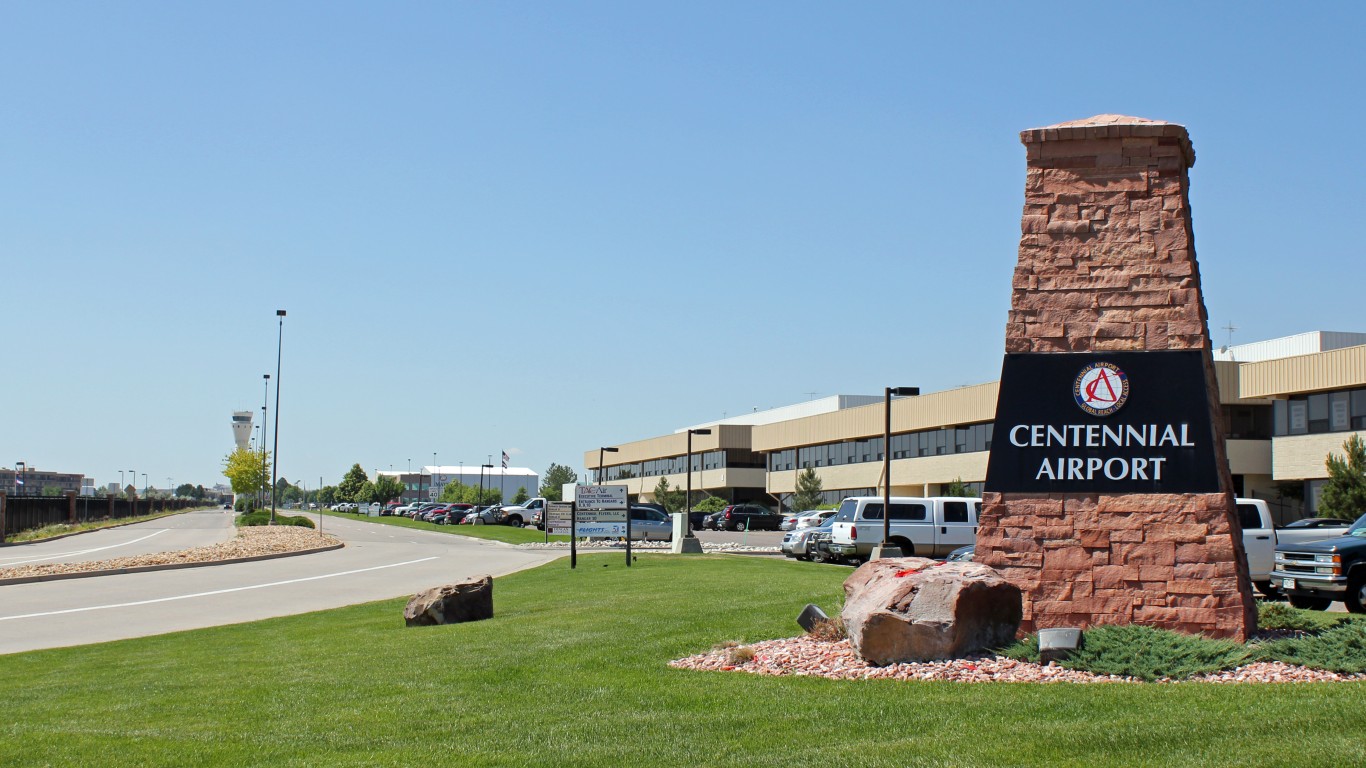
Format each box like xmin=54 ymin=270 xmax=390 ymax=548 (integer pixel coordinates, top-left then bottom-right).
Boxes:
xmin=1020 ymin=114 xmax=1195 ymax=166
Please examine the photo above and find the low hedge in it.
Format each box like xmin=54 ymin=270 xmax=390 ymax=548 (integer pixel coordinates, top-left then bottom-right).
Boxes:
xmin=1000 ymin=603 xmax=1366 ymax=681
xmin=236 ymin=512 xmax=315 ymax=529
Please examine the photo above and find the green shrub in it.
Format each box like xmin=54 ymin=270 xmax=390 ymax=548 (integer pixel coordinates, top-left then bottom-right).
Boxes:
xmin=1257 ymin=601 xmax=1348 ymax=632
xmin=1001 ymin=625 xmax=1251 ymax=682
xmin=235 ymin=512 xmax=314 ymax=528
xmin=1256 ymin=621 xmax=1366 ymax=674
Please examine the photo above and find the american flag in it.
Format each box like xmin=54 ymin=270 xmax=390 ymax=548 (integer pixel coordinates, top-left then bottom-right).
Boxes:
xmin=501 ymin=451 xmax=509 ymax=469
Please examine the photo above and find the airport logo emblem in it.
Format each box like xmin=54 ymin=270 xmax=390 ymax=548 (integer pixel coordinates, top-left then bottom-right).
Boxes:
xmin=1073 ymin=362 xmax=1129 ymax=417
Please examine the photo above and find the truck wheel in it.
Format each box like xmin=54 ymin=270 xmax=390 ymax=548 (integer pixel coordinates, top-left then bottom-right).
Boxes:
xmin=1346 ymin=573 xmax=1366 ymax=614
xmin=506 ymin=515 xmax=523 ymax=527
xmin=1287 ymin=595 xmax=1332 ymax=611
xmin=889 ymin=539 xmax=914 ymax=557
xmin=1253 ymin=581 xmax=1281 ymax=599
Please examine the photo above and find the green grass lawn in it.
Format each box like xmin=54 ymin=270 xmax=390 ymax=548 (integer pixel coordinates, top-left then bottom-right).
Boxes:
xmin=2 ymin=555 xmax=1365 ymax=767
xmin=318 ymin=508 xmax=569 ymax=544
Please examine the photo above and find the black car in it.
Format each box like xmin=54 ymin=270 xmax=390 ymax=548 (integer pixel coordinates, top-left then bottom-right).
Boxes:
xmin=716 ymin=504 xmax=782 ymax=531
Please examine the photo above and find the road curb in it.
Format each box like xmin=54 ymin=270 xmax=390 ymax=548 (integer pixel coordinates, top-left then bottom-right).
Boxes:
xmin=0 ymin=541 xmax=345 ymax=587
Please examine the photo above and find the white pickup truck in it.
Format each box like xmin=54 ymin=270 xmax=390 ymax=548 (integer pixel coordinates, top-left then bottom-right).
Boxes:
xmin=826 ymin=497 xmax=981 ymax=562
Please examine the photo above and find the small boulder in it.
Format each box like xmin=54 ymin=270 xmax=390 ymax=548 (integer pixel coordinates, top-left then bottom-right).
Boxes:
xmin=841 ymin=557 xmax=1021 ymax=665
xmin=404 ymin=575 xmax=494 ymax=626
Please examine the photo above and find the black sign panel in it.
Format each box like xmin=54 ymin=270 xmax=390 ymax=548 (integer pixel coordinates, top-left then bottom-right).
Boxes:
xmin=984 ymin=351 xmax=1221 ymax=494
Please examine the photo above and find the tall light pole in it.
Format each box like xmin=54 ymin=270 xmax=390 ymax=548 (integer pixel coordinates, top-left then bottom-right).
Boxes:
xmin=407 ymin=459 xmax=412 ymax=502
xmin=261 ymin=374 xmax=270 ymax=511
xmin=879 ymin=386 xmax=920 ymax=558
xmin=432 ymin=452 xmax=437 ymax=501
xmin=597 ymin=447 xmax=618 ymax=485
xmin=685 ymin=429 xmax=711 ymax=538
xmin=119 ymin=469 xmax=124 ymax=492
xmin=129 ymin=469 xmax=136 ymax=496
xmin=480 ymin=464 xmax=493 ymax=507
xmin=270 ymin=309 xmax=285 ymax=524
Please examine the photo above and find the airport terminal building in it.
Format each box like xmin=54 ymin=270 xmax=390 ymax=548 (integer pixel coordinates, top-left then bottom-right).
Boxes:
xmin=585 ymin=332 xmax=1366 ymax=524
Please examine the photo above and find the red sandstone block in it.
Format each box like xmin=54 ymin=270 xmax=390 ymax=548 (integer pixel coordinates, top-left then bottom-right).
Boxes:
xmin=1133 ymin=606 xmax=1181 ymax=624
xmin=1021 ymin=215 xmax=1049 ymax=234
xmin=1094 ymin=565 xmax=1140 ymax=588
xmin=1077 ymin=529 xmax=1110 ymax=548
xmin=1113 ymin=541 xmax=1176 ymax=566
xmin=1042 ymin=546 xmax=1094 ymax=571
xmin=1138 ymin=564 xmax=1176 ymax=581
xmin=1173 ymin=563 xmax=1219 ymax=580
xmin=1145 ymin=523 xmax=1210 ymax=543
xmin=1168 ymin=579 xmax=1216 ymax=595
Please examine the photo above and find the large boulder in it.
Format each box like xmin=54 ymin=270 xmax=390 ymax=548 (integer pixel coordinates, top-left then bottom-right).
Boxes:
xmin=404 ymin=575 xmax=494 ymax=626
xmin=841 ymin=557 xmax=1022 ymax=665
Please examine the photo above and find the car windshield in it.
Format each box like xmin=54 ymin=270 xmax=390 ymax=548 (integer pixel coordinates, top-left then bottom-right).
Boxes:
xmin=1348 ymin=514 xmax=1366 ymax=536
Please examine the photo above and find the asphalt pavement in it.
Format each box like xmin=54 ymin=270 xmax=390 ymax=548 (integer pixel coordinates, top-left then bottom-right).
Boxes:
xmin=0 ymin=511 xmax=559 ymax=655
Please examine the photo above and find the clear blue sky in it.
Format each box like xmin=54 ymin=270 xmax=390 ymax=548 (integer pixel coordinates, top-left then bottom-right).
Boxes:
xmin=4 ymin=2 xmax=1363 ymax=492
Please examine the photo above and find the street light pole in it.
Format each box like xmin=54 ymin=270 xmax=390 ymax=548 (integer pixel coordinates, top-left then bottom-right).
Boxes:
xmin=432 ymin=452 xmax=437 ymax=501
xmin=270 ymin=309 xmax=285 ymax=525
xmin=480 ymin=464 xmax=493 ymax=508
xmin=261 ymin=373 xmax=270 ymax=511
xmin=685 ymin=429 xmax=711 ymax=538
xmin=879 ymin=386 xmax=919 ymax=557
xmin=597 ymin=446 xmax=618 ymax=485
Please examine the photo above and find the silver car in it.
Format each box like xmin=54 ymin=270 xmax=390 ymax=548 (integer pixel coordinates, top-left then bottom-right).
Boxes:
xmin=782 ymin=516 xmax=837 ymax=561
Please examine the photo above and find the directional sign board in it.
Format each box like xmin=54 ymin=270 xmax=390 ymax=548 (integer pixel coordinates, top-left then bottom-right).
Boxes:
xmin=546 ymin=501 xmax=574 ymax=535
xmin=574 ymin=485 xmax=627 ymax=518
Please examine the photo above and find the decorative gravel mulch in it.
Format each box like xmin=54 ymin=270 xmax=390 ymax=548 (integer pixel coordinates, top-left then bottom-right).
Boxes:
xmin=668 ymin=635 xmax=1366 ymax=684
xmin=0 ymin=526 xmax=341 ymax=581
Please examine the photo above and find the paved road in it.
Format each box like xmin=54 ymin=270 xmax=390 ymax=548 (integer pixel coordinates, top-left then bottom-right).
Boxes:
xmin=0 ymin=512 xmax=559 ymax=655
xmin=0 ymin=509 xmax=236 ymax=569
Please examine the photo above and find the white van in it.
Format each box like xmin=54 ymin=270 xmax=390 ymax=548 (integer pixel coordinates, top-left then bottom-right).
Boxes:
xmin=826 ymin=496 xmax=980 ymax=562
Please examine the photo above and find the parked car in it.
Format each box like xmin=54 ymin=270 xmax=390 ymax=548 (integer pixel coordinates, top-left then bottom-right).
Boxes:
xmin=1275 ymin=517 xmax=1356 ymax=546
xmin=782 ymin=509 xmax=834 ymax=531
xmin=462 ymin=505 xmax=522 ymax=526
xmin=503 ymin=498 xmax=547 ymax=529
xmin=627 ymin=506 xmax=673 ymax=541
xmin=1270 ymin=512 xmax=1366 ymax=612
xmin=435 ymin=503 xmax=475 ymax=524
xmin=781 ymin=514 xmax=839 ymax=561
xmin=716 ymin=504 xmax=782 ymax=531
xmin=701 ymin=510 xmax=726 ymax=530
xmin=945 ymin=543 xmax=976 ymax=562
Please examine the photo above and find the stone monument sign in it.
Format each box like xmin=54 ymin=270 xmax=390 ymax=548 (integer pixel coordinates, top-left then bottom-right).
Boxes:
xmin=978 ymin=115 xmax=1257 ymax=641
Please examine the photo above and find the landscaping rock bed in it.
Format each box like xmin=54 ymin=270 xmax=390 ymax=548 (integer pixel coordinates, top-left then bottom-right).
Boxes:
xmin=669 ymin=634 xmax=1366 ymax=684
xmin=0 ymin=526 xmax=341 ymax=581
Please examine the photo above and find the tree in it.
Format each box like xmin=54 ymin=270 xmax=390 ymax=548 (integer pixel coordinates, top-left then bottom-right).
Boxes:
xmin=176 ymin=483 xmax=197 ymax=498
xmin=223 ymin=446 xmax=271 ymax=498
xmin=317 ymin=486 xmax=337 ymax=505
xmin=355 ymin=480 xmax=377 ymax=503
xmin=42 ymin=486 xmax=62 ymax=497
xmin=512 ymin=486 xmax=530 ymax=504
xmin=791 ymin=468 xmax=825 ymax=512
xmin=373 ymin=474 xmax=405 ymax=503
xmin=439 ymin=481 xmax=502 ymax=505
xmin=540 ymin=463 xmax=578 ymax=501
xmin=1320 ymin=435 xmax=1366 ymax=519
xmin=336 ymin=464 xmax=369 ymax=502
xmin=653 ymin=478 xmax=686 ymax=513
xmin=693 ymin=496 xmax=728 ymax=513
xmin=942 ymin=478 xmax=976 ymax=497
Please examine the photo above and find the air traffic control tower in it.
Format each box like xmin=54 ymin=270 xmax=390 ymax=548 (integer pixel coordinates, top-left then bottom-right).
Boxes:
xmin=232 ymin=410 xmax=254 ymax=450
